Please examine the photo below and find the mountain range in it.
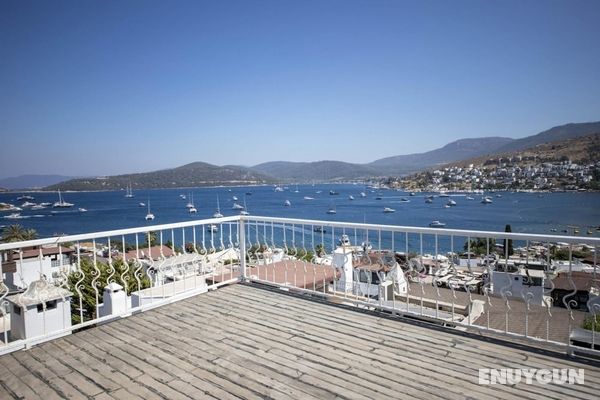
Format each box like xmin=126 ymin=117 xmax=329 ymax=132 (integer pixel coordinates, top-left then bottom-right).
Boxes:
xmin=3 ymin=121 xmax=599 ymax=190
xmin=251 ymin=121 xmax=600 ymax=180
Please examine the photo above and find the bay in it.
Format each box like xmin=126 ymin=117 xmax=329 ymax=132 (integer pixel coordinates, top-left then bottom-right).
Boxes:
xmin=1 ymin=184 xmax=599 ymax=242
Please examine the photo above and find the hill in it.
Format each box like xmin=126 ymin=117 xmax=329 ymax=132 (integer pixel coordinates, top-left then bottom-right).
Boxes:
xmin=367 ymin=137 xmax=514 ymax=175
xmin=251 ymin=160 xmax=379 ymax=181
xmin=494 ymin=121 xmax=600 ymax=154
xmin=394 ymin=133 xmax=600 ymax=191
xmin=451 ymin=132 xmax=600 ymax=168
xmin=0 ymin=174 xmax=74 ymax=190
xmin=46 ymin=162 xmax=275 ymax=191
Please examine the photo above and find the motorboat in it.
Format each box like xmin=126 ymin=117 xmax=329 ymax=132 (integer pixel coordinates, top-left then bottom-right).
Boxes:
xmin=360 ymin=192 xmax=367 ymax=198
xmin=326 ymin=204 xmax=337 ymax=214
xmin=189 ymin=206 xmax=197 ymax=213
xmin=303 ymin=196 xmax=314 ymax=200
xmin=466 ymin=196 xmax=475 ymax=200
xmin=232 ymin=203 xmax=244 ymax=210
xmin=232 ymin=196 xmax=238 ymax=201
xmin=78 ymin=208 xmax=88 ymax=212
xmin=284 ymin=200 xmax=291 ymax=207
xmin=481 ymin=196 xmax=493 ymax=204
xmin=4 ymin=213 xmax=23 ymax=219
xmin=21 ymin=201 xmax=36 ymax=207
xmin=383 ymin=207 xmax=395 ymax=213
xmin=348 ymin=195 xmax=354 ymax=200
xmin=329 ymin=190 xmax=339 ymax=195
xmin=17 ymin=195 xmax=34 ymax=201
xmin=447 ymin=199 xmax=457 ymax=206
xmin=31 ymin=204 xmax=46 ymax=210
xmin=400 ymin=198 xmax=410 ymax=202
xmin=425 ymin=198 xmax=433 ymax=204
xmin=139 ymin=202 xmax=146 ymax=207
xmin=429 ymin=220 xmax=446 ymax=228
xmin=409 ymin=192 xmax=416 ymax=196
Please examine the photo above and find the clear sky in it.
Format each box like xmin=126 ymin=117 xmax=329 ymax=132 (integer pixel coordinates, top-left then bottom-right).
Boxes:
xmin=1 ymin=0 xmax=599 ymax=178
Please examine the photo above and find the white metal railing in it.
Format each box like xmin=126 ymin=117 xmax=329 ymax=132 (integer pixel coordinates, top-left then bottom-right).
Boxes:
xmin=1 ymin=215 xmax=599 ymax=357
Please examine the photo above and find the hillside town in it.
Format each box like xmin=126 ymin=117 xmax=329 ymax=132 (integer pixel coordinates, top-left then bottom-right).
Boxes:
xmin=388 ymin=156 xmax=600 ymax=192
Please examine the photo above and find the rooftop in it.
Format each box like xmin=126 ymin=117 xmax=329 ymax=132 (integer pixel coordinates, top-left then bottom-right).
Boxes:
xmin=1 ymin=283 xmax=599 ymax=399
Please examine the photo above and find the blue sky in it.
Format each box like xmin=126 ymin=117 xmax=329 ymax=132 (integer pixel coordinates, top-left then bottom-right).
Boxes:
xmin=1 ymin=0 xmax=599 ymax=178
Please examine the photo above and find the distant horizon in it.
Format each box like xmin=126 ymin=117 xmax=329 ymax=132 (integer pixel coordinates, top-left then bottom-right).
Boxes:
xmin=2 ymin=1 xmax=599 ymax=178
xmin=1 ymin=119 xmax=599 ymax=181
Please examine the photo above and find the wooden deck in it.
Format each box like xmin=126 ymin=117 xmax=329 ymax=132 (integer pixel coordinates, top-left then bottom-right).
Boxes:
xmin=1 ymin=283 xmax=600 ymax=399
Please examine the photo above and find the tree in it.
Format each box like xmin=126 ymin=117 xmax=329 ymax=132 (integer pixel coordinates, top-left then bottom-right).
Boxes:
xmin=504 ymin=224 xmax=514 ymax=256
xmin=1 ymin=224 xmax=38 ymax=242
xmin=1 ymin=225 xmax=39 ymax=264
xmin=464 ymin=237 xmax=495 ymax=256
xmin=67 ymin=257 xmax=151 ymax=324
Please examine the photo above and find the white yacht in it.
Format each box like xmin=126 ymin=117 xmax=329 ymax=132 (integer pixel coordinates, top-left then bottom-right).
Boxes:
xmin=124 ymin=182 xmax=134 ymax=198
xmin=145 ymin=201 xmax=155 ymax=220
xmin=4 ymin=213 xmax=23 ymax=219
xmin=429 ymin=220 xmax=446 ymax=228
xmin=187 ymin=194 xmax=197 ymax=213
xmin=213 ymin=196 xmax=224 ymax=218
xmin=53 ymin=190 xmax=74 ymax=208
xmin=240 ymin=197 xmax=250 ymax=215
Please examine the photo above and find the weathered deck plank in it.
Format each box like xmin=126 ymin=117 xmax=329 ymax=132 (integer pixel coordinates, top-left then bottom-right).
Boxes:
xmin=1 ymin=283 xmax=599 ymax=399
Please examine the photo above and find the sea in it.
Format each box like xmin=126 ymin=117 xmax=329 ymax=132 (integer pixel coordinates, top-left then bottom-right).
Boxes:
xmin=1 ymin=185 xmax=599 ymax=244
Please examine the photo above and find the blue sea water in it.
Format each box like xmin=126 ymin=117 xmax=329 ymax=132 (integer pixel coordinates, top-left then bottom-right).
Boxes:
xmin=1 ymin=185 xmax=599 ymax=242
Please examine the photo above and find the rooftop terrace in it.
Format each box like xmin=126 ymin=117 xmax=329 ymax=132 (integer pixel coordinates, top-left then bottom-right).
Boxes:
xmin=2 ymin=283 xmax=600 ymax=399
xmin=1 ymin=215 xmax=600 ymax=398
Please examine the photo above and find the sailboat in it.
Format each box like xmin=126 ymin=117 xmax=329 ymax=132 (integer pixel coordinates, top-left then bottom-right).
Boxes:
xmin=213 ymin=195 xmax=223 ymax=218
xmin=124 ymin=182 xmax=134 ymax=198
xmin=188 ymin=194 xmax=197 ymax=213
xmin=185 ymin=193 xmax=194 ymax=209
xmin=53 ymin=190 xmax=74 ymax=208
xmin=240 ymin=196 xmax=250 ymax=215
xmin=326 ymin=202 xmax=337 ymax=214
xmin=145 ymin=200 xmax=155 ymax=220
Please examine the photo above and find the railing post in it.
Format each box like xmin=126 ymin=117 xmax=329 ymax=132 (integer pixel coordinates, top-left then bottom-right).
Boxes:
xmin=239 ymin=216 xmax=246 ymax=282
